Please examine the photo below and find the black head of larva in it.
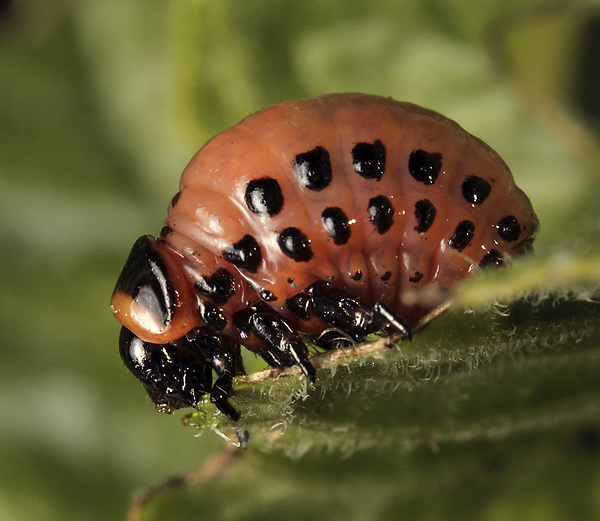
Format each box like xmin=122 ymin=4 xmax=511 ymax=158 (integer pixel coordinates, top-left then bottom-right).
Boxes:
xmin=119 ymin=327 xmax=210 ymax=410
xmin=293 ymin=146 xmax=332 ymax=191
xmin=462 ymin=175 xmax=491 ymax=205
xmin=409 ymin=150 xmax=442 ymax=185
xmin=244 ymin=177 xmax=284 ymax=217
xmin=352 ymin=140 xmax=386 ymax=181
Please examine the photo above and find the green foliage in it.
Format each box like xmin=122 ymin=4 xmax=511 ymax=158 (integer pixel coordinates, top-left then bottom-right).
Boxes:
xmin=187 ymin=284 xmax=600 ymax=458
xmin=1 ymin=1 xmax=599 ymax=520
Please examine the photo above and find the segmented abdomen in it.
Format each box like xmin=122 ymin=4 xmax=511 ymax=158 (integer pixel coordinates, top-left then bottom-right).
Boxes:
xmin=163 ymin=94 xmax=537 ymax=337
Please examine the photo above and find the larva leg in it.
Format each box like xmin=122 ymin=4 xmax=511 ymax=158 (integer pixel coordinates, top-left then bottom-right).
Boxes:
xmin=372 ymin=302 xmax=412 ymax=340
xmin=310 ymin=288 xmax=382 ymax=339
xmin=233 ymin=303 xmax=316 ymax=382
xmin=119 ymin=326 xmax=211 ymax=412
xmin=288 ymin=284 xmax=412 ymax=343
xmin=187 ymin=328 xmax=242 ymax=421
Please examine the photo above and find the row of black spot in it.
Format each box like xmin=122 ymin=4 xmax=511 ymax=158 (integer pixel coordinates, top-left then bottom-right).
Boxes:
xmin=448 ymin=215 xmax=522 ymax=253
xmin=217 ymin=208 xmax=520 ymax=276
xmin=167 ymin=194 xmax=518 ymax=278
xmin=243 ymin=177 xmax=517 ymax=255
xmin=219 ymin=228 xmax=317 ymax=273
xmin=292 ymin=142 xmax=493 ymax=207
xmin=292 ymin=141 xmax=442 ymax=190
xmin=224 ymin=156 xmax=516 ymax=273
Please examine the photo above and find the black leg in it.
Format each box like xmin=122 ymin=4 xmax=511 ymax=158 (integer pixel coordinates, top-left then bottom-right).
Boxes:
xmin=287 ymin=284 xmax=412 ymax=344
xmin=372 ymin=302 xmax=412 ymax=340
xmin=233 ymin=303 xmax=316 ymax=382
xmin=310 ymin=288 xmax=381 ymax=339
xmin=188 ymin=328 xmax=241 ymax=422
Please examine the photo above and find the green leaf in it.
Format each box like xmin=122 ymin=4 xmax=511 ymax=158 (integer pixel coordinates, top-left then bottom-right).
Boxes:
xmin=150 ymin=255 xmax=600 ymax=521
xmin=139 ymin=428 xmax=600 ymax=521
xmin=184 ymin=268 xmax=600 ymax=454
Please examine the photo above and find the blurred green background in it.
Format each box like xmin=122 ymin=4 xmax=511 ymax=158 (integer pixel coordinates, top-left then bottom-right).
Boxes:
xmin=1 ymin=1 xmax=600 ymax=520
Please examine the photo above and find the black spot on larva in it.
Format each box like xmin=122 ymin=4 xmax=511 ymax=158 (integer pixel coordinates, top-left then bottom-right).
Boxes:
xmin=352 ymin=140 xmax=386 ymax=181
xmin=380 ymin=271 xmax=392 ymax=282
xmin=462 ymin=175 xmax=491 ymax=205
xmin=321 ymin=206 xmax=351 ymax=245
xmin=368 ymin=195 xmax=394 ymax=234
xmin=198 ymin=301 xmax=228 ymax=330
xmin=287 ymin=277 xmax=295 ymax=285
xmin=195 ymin=267 xmax=237 ymax=305
xmin=159 ymin=226 xmax=172 ymax=238
xmin=448 ymin=220 xmax=475 ymax=251
xmin=496 ymin=215 xmax=522 ymax=242
xmin=350 ymin=270 xmax=362 ymax=281
xmin=244 ymin=177 xmax=284 ymax=217
xmin=480 ymin=249 xmax=504 ymax=267
xmin=222 ymin=235 xmax=262 ymax=273
xmin=414 ymin=199 xmax=436 ymax=233
xmin=408 ymin=150 xmax=442 ymax=185
xmin=293 ymin=146 xmax=332 ymax=191
xmin=278 ymin=227 xmax=314 ymax=262
xmin=170 ymin=191 xmax=182 ymax=207
xmin=260 ymin=289 xmax=277 ymax=302
xmin=409 ymin=271 xmax=424 ymax=283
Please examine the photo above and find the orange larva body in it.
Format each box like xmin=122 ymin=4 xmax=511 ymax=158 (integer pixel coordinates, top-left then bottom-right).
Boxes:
xmin=111 ymin=94 xmax=538 ymax=420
